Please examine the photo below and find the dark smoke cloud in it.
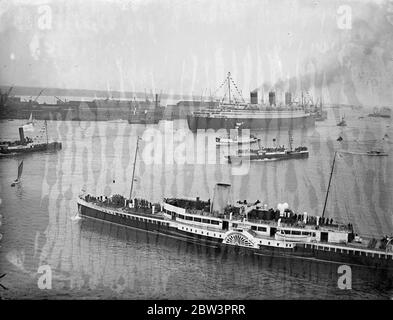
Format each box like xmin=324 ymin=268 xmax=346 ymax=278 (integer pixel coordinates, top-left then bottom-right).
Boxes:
xmin=253 ymin=1 xmax=393 ymax=106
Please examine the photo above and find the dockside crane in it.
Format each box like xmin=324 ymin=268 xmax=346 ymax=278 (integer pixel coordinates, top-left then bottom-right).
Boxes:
xmin=0 ymin=86 xmax=13 ymax=106
xmin=32 ymin=88 xmax=45 ymax=104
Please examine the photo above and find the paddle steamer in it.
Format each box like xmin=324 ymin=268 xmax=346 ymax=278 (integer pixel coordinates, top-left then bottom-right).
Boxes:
xmin=77 ymin=139 xmax=393 ymax=269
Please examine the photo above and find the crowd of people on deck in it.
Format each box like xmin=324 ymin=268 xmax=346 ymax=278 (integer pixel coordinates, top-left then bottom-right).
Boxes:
xmin=225 ymin=200 xmax=342 ymax=228
xmin=293 ymin=146 xmax=308 ymax=152
xmin=83 ymin=194 xmax=355 ymax=233
xmin=1 ymin=136 xmax=33 ymax=147
xmin=257 ymin=146 xmax=308 ymax=153
xmin=83 ymin=194 xmax=158 ymax=212
xmin=261 ymin=146 xmax=286 ymax=153
xmin=164 ymin=198 xmax=211 ymax=212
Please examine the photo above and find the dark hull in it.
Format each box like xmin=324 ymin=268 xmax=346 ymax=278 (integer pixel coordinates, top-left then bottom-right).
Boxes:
xmin=78 ymin=202 xmax=393 ymax=271
xmin=187 ymin=114 xmax=315 ymax=132
xmin=128 ymin=110 xmax=162 ymax=124
xmin=228 ymin=151 xmax=308 ymax=162
xmin=0 ymin=142 xmax=62 ymax=156
xmin=0 ymin=100 xmax=164 ymax=123
xmin=368 ymin=114 xmax=391 ymax=118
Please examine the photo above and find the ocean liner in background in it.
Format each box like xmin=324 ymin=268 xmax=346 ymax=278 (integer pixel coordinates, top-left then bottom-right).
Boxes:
xmin=187 ymin=73 xmax=315 ymax=132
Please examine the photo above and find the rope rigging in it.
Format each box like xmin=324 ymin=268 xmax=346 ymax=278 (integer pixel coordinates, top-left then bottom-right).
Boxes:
xmin=212 ymin=72 xmax=246 ymax=104
xmin=229 ymin=75 xmax=246 ymax=103
xmin=212 ymin=76 xmax=229 ymax=98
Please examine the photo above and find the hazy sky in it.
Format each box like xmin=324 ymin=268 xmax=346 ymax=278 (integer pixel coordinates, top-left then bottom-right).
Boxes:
xmin=1 ymin=0 xmax=393 ymax=105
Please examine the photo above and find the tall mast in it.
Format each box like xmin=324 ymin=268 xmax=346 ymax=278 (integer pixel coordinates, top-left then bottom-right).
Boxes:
xmin=288 ymin=130 xmax=293 ymax=151
xmin=45 ymin=120 xmax=48 ymax=145
xmin=129 ymin=137 xmax=140 ymax=201
xmin=227 ymin=72 xmax=231 ymax=104
xmin=322 ymin=151 xmax=337 ymax=218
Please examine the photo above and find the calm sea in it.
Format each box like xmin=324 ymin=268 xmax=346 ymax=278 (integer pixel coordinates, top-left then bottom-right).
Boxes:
xmin=0 ymin=106 xmax=392 ymax=299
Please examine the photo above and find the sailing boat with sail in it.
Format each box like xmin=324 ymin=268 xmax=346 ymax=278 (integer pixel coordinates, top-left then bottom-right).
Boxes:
xmin=23 ymin=113 xmax=35 ymax=132
xmin=11 ymin=161 xmax=23 ymax=187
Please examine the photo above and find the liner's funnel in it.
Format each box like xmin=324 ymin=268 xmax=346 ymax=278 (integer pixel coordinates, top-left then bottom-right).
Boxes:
xmin=269 ymin=92 xmax=276 ymax=106
xmin=210 ymin=183 xmax=232 ymax=215
xmin=250 ymin=91 xmax=258 ymax=104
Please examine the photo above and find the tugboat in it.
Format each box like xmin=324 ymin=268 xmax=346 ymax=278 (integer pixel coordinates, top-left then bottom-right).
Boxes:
xmin=77 ymin=142 xmax=393 ymax=270
xmin=226 ymin=131 xmax=309 ymax=163
xmin=366 ymin=150 xmax=388 ymax=156
xmin=0 ymin=121 xmax=62 ymax=156
xmin=368 ymin=106 xmax=391 ymax=118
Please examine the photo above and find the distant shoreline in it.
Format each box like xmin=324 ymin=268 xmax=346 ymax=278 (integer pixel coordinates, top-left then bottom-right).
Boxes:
xmin=0 ymin=85 xmax=198 ymax=102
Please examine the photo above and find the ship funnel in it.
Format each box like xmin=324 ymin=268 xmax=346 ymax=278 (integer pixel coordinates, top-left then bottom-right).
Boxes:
xmin=210 ymin=183 xmax=232 ymax=215
xmin=19 ymin=127 xmax=25 ymax=144
xmin=285 ymin=92 xmax=292 ymax=105
xmin=269 ymin=92 xmax=276 ymax=106
xmin=250 ymin=91 xmax=258 ymax=104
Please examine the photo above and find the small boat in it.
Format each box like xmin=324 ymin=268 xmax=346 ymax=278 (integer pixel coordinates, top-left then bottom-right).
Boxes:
xmin=227 ymin=146 xmax=309 ymax=162
xmin=366 ymin=150 xmax=388 ymax=156
xmin=0 ymin=122 xmax=62 ymax=156
xmin=274 ymin=228 xmax=314 ymax=242
xmin=227 ymin=131 xmax=308 ymax=162
xmin=337 ymin=116 xmax=346 ymax=126
xmin=216 ymin=135 xmax=260 ymax=146
xmin=368 ymin=106 xmax=391 ymax=118
xmin=11 ymin=161 xmax=23 ymax=187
